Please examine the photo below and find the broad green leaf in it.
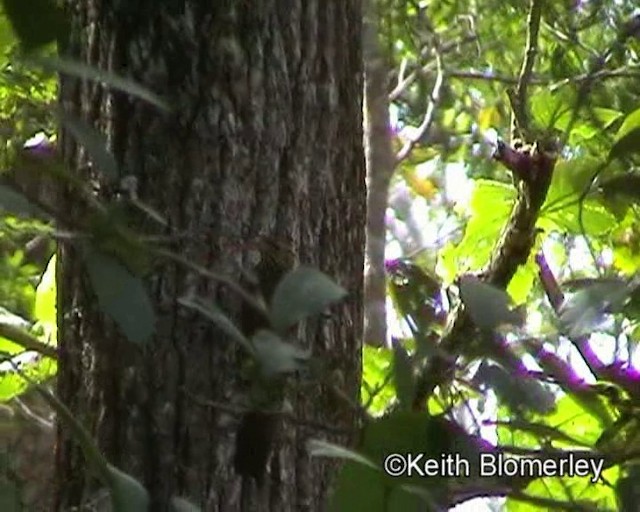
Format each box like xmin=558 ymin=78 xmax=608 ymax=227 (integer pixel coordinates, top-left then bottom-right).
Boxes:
xmin=178 ymin=296 xmax=252 ymax=354
xmin=444 ymin=180 xmax=514 ymax=276
xmin=610 ymin=107 xmax=640 ymax=160
xmin=83 ymin=248 xmax=156 ymax=344
xmin=108 ymin=464 xmax=150 ymax=512
xmin=543 ymin=395 xmax=605 ymax=446
xmin=599 ymin=174 xmax=640 ymax=203
xmin=559 ymin=279 xmax=630 ymax=337
xmin=34 ymin=254 xmax=57 ymax=343
xmin=0 ymin=184 xmax=47 ymax=218
xmin=30 ymin=56 xmax=170 ymax=111
xmin=2 ymin=0 xmax=67 ymax=52
xmin=459 ymin=275 xmax=524 ymax=330
xmin=616 ymin=465 xmax=640 ymax=512
xmin=362 ymin=345 xmax=394 ymax=414
xmin=57 ymin=110 xmax=118 ymax=181
xmin=507 ymin=466 xmax=618 ymax=511
xmin=171 ymin=497 xmax=202 ymax=512
xmin=0 ymin=469 xmax=20 ymax=512
xmin=269 ymin=267 xmax=346 ymax=333
xmin=250 ymin=330 xmax=309 ymax=377
xmin=392 ymin=343 xmax=414 ymax=410
xmin=308 ymin=439 xmax=378 ymax=469
xmin=476 ymin=363 xmax=554 ymax=415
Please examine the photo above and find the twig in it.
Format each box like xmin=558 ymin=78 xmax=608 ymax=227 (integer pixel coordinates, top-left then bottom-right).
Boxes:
xmin=395 ymin=49 xmax=444 ymax=163
xmin=0 ymin=322 xmax=57 ymax=360
xmin=511 ymin=0 xmax=543 ymax=138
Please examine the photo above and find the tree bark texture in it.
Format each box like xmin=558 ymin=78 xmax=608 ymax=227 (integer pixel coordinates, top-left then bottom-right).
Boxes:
xmin=55 ymin=1 xmax=364 ymax=511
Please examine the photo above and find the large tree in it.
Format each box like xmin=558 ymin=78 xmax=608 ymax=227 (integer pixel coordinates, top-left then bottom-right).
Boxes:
xmin=54 ymin=1 xmax=365 ymax=510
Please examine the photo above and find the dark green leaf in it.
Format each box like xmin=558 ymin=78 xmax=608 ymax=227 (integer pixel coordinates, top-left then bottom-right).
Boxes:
xmin=57 ymin=110 xmax=118 ymax=182
xmin=459 ymin=275 xmax=525 ymax=330
xmin=269 ymin=267 xmax=346 ymax=333
xmin=475 ymin=362 xmax=555 ymax=415
xmin=2 ymin=0 xmax=67 ymax=51
xmin=617 ymin=465 xmax=640 ymax=512
xmin=392 ymin=342 xmax=414 ymax=410
xmin=251 ymin=330 xmax=309 ymax=377
xmin=108 ymin=464 xmax=150 ymax=512
xmin=610 ymin=108 xmax=640 ymax=160
xmin=308 ymin=439 xmax=378 ymax=469
xmin=171 ymin=497 xmax=202 ymax=512
xmin=0 ymin=184 xmax=47 ymax=218
xmin=178 ymin=296 xmax=252 ymax=354
xmin=30 ymin=56 xmax=170 ymax=111
xmin=599 ymin=174 xmax=640 ymax=202
xmin=559 ymin=279 xmax=630 ymax=337
xmin=83 ymin=248 xmax=156 ymax=344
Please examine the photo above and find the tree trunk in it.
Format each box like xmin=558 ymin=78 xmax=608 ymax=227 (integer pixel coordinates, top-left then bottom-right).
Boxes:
xmin=55 ymin=1 xmax=365 ymax=511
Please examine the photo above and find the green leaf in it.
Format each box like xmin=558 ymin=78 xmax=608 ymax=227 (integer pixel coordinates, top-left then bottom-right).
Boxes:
xmin=178 ymin=296 xmax=252 ymax=354
xmin=251 ymin=330 xmax=309 ymax=377
xmin=392 ymin=343 xmax=414 ymax=410
xmin=0 ymin=184 xmax=47 ymax=218
xmin=475 ymin=362 xmax=555 ymax=415
xmin=559 ymin=279 xmax=630 ymax=337
xmin=543 ymin=395 xmax=605 ymax=446
xmin=459 ymin=275 xmax=525 ymax=330
xmin=57 ymin=110 xmax=118 ymax=182
xmin=269 ymin=267 xmax=346 ymax=333
xmin=610 ymin=107 xmax=640 ymax=160
xmin=443 ymin=180 xmax=514 ymax=278
xmin=29 ymin=56 xmax=171 ymax=111
xmin=2 ymin=0 xmax=67 ymax=52
xmin=0 ymin=469 xmax=20 ymax=512
xmin=83 ymin=247 xmax=156 ymax=344
xmin=171 ymin=497 xmax=202 ymax=512
xmin=308 ymin=439 xmax=379 ymax=470
xmin=34 ymin=254 xmax=56 ymax=343
xmin=108 ymin=464 xmax=150 ymax=512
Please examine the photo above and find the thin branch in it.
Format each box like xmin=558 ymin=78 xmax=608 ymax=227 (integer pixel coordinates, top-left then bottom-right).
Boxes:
xmin=0 ymin=322 xmax=57 ymax=360
xmin=395 ymin=50 xmax=444 ymax=163
xmin=511 ymin=0 xmax=544 ymax=138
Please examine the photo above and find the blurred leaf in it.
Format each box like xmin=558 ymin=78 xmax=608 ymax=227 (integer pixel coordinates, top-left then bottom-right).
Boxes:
xmin=57 ymin=110 xmax=118 ymax=182
xmin=108 ymin=464 xmax=149 ymax=512
xmin=0 ymin=185 xmax=47 ymax=218
xmin=34 ymin=254 xmax=56 ymax=343
xmin=2 ymin=0 xmax=67 ymax=52
xmin=171 ymin=497 xmax=202 ymax=512
xmin=610 ymin=107 xmax=640 ymax=160
xmin=269 ymin=267 xmax=346 ymax=333
xmin=617 ymin=465 xmax=640 ymax=512
xmin=459 ymin=275 xmax=525 ymax=330
xmin=475 ymin=362 xmax=555 ymax=415
xmin=478 ymin=106 xmax=502 ymax=131
xmin=392 ymin=343 xmax=414 ymax=410
xmin=83 ymin=247 xmax=156 ymax=344
xmin=543 ymin=394 xmax=606 ymax=446
xmin=599 ymin=174 xmax=640 ymax=203
xmin=30 ymin=56 xmax=170 ymax=111
xmin=308 ymin=439 xmax=378 ymax=469
xmin=178 ymin=296 xmax=252 ymax=354
xmin=559 ymin=279 xmax=630 ymax=337
xmin=251 ymin=330 xmax=309 ymax=378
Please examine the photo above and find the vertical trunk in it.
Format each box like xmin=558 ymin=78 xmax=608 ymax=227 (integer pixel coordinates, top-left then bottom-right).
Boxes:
xmin=55 ymin=1 xmax=365 ymax=510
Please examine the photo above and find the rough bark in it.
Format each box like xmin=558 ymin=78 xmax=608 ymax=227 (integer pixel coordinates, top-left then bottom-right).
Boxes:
xmin=55 ymin=1 xmax=364 ymax=511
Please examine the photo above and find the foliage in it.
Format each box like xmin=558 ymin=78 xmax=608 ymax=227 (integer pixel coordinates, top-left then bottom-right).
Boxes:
xmin=353 ymin=0 xmax=640 ymax=510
